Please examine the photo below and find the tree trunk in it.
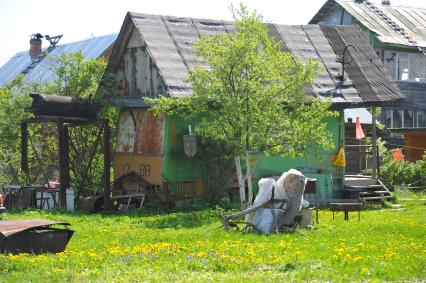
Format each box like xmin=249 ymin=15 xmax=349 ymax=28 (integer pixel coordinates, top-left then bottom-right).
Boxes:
xmin=246 ymin=152 xmax=254 ymax=205
xmin=235 ymin=157 xmax=246 ymax=208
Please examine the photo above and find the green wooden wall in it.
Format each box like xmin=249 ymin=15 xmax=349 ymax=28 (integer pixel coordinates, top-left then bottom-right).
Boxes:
xmin=162 ymin=112 xmax=345 ymax=199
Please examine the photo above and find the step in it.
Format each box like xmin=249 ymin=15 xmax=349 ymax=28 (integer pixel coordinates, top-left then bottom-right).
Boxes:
xmin=349 ymin=184 xmax=384 ymax=189
xmin=360 ymin=196 xmax=392 ymax=200
xmin=345 ymin=178 xmax=379 ymax=187
xmin=359 ymin=190 xmax=390 ymax=195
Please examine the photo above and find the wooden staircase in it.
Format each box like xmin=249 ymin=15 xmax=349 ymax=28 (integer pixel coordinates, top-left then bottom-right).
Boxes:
xmin=344 ymin=176 xmax=392 ymax=205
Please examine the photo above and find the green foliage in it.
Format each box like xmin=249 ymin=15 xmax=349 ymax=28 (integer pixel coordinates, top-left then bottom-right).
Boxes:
xmin=380 ymin=153 xmax=426 ymax=192
xmin=148 ymin=5 xmax=337 ymax=158
xmin=40 ymin=52 xmax=119 ymax=197
xmin=43 ymin=52 xmax=106 ymax=99
xmin=0 ymin=52 xmax=118 ymax=197
xmin=0 ymin=76 xmax=37 ymax=184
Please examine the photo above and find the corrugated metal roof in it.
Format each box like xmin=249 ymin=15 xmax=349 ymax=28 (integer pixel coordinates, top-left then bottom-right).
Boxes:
xmin=108 ymin=12 xmax=403 ymax=107
xmin=344 ymin=107 xmax=372 ymax=124
xmin=310 ymin=0 xmax=426 ymax=48
xmin=0 ymin=33 xmax=117 ymax=88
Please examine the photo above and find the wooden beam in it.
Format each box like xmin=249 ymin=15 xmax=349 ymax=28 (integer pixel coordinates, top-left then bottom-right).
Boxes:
xmin=103 ymin=122 xmax=112 ymax=211
xmin=58 ymin=120 xmax=70 ymax=208
xmin=20 ymin=122 xmax=30 ymax=183
xmin=372 ymin=107 xmax=377 ymax=179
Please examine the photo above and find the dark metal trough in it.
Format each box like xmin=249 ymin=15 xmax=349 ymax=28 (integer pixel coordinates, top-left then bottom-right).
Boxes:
xmin=0 ymin=219 xmax=74 ymax=254
xmin=28 ymin=93 xmax=98 ymax=118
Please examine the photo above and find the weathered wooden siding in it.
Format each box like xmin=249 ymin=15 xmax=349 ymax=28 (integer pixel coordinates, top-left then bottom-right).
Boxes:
xmin=404 ymin=132 xmax=426 ymax=162
xmin=116 ymin=29 xmax=165 ymax=97
xmin=114 ymin=109 xmax=165 ymax=186
xmin=116 ymin=109 xmax=164 ymax=154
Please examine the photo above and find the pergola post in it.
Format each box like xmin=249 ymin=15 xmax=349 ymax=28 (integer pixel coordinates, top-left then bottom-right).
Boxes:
xmin=103 ymin=122 xmax=112 ymax=211
xmin=372 ymin=107 xmax=377 ymax=179
xmin=20 ymin=122 xmax=30 ymax=183
xmin=58 ymin=120 xmax=70 ymax=208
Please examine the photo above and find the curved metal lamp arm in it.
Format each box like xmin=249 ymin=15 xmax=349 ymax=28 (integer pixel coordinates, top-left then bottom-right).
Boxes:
xmin=337 ymin=44 xmax=355 ymax=81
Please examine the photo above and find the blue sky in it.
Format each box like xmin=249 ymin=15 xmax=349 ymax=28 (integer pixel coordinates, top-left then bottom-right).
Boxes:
xmin=0 ymin=0 xmax=425 ymax=68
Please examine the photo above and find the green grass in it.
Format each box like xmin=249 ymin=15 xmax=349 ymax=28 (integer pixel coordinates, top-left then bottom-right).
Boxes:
xmin=1 ymin=195 xmax=425 ymax=282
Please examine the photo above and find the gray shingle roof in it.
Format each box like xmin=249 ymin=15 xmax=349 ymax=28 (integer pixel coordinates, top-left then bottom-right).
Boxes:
xmin=107 ymin=12 xmax=403 ymax=108
xmin=0 ymin=33 xmax=117 ymax=88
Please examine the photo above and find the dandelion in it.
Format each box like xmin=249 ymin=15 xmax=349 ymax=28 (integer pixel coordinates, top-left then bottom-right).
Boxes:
xmin=335 ymin=248 xmax=344 ymax=255
xmin=197 ymin=252 xmax=207 ymax=258
xmin=361 ymin=267 xmax=369 ymax=274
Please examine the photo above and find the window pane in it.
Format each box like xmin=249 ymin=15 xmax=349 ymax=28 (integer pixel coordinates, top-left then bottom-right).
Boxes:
xmin=384 ymin=51 xmax=397 ymax=80
xmin=384 ymin=108 xmax=393 ymax=128
xmin=393 ymin=109 xmax=402 ymax=128
xmin=418 ymin=111 xmax=426 ymax=128
xmin=404 ymin=110 xmax=414 ymax=128
xmin=398 ymin=52 xmax=409 ymax=80
xmin=409 ymin=53 xmax=426 ymax=82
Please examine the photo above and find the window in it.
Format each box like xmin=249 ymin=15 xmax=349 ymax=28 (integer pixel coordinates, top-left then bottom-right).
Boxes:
xmin=418 ymin=111 xmax=426 ymax=128
xmin=404 ymin=110 xmax=414 ymax=128
xmin=393 ymin=109 xmax=402 ymax=128
xmin=383 ymin=50 xmax=426 ymax=81
xmin=384 ymin=108 xmax=393 ymax=128
xmin=398 ymin=52 xmax=409 ymax=80
xmin=384 ymin=51 xmax=397 ymax=80
xmin=409 ymin=53 xmax=426 ymax=82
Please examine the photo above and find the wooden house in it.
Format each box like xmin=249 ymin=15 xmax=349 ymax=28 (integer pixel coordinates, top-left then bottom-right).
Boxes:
xmin=105 ymin=12 xmax=403 ymax=200
xmin=310 ymin=0 xmax=426 ymax=161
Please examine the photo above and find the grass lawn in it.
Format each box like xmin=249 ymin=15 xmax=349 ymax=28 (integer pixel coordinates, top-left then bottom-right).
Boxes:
xmin=1 ymin=194 xmax=425 ymax=282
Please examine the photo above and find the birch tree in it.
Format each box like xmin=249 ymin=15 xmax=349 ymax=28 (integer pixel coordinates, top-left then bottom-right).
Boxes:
xmin=148 ymin=5 xmax=336 ymax=207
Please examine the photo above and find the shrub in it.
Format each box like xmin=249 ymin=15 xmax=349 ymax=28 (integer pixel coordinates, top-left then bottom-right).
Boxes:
xmin=380 ymin=153 xmax=426 ymax=192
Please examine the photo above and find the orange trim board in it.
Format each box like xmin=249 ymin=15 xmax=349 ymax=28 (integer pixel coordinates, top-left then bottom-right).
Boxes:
xmin=113 ymin=153 xmax=163 ymax=185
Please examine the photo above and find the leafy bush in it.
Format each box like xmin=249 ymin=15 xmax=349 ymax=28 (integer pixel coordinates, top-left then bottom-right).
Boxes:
xmin=380 ymin=153 xmax=426 ymax=192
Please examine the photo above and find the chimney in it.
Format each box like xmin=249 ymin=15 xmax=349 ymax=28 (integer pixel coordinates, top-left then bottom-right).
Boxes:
xmin=382 ymin=0 xmax=390 ymax=5
xmin=29 ymin=33 xmax=44 ymax=60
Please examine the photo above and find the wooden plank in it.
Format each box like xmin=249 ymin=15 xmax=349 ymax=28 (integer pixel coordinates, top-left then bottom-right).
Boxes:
xmin=20 ymin=122 xmax=29 ymax=182
xmin=57 ymin=120 xmax=70 ymax=208
xmin=103 ymin=122 xmax=112 ymax=211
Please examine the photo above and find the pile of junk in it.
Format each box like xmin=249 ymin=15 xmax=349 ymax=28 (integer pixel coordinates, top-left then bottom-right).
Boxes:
xmin=223 ymin=169 xmax=316 ymax=234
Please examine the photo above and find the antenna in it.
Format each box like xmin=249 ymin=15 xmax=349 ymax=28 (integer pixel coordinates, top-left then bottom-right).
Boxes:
xmin=45 ymin=34 xmax=63 ymax=52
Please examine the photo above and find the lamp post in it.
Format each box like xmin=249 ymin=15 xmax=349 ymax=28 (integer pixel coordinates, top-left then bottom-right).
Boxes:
xmin=183 ymin=125 xmax=197 ymax=205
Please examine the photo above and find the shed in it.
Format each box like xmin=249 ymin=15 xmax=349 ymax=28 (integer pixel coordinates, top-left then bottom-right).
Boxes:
xmin=106 ymin=12 xmax=403 ymax=201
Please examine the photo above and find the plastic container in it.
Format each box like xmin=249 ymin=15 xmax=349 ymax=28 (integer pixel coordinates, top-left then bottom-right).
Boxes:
xmin=299 ymin=207 xmax=314 ymax=227
xmin=66 ymin=188 xmax=74 ymax=211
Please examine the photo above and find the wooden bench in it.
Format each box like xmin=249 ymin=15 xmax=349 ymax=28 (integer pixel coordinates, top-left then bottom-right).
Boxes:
xmin=111 ymin=193 xmax=146 ymax=210
xmin=330 ymin=202 xmax=362 ymax=221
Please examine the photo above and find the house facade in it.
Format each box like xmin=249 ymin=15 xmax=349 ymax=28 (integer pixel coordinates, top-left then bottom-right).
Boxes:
xmin=105 ymin=12 xmax=402 ymax=200
xmin=310 ymin=0 xmax=426 ymax=161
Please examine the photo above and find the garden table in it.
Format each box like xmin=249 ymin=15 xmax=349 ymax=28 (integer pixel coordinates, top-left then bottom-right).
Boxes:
xmin=330 ymin=202 xmax=362 ymax=221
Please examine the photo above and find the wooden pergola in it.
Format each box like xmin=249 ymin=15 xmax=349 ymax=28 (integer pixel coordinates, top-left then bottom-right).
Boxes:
xmin=20 ymin=115 xmax=111 ymax=210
